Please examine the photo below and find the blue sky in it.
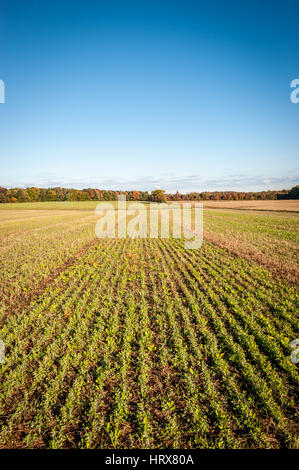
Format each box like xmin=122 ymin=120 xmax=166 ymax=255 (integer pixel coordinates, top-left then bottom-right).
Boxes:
xmin=0 ymin=0 xmax=298 ymax=192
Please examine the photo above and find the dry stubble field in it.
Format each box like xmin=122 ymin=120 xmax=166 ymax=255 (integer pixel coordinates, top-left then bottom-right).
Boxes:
xmin=0 ymin=201 xmax=298 ymax=448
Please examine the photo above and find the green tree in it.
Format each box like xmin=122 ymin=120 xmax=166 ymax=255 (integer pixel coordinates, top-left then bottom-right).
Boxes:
xmin=289 ymin=185 xmax=299 ymax=199
xmin=17 ymin=189 xmax=30 ymax=202
xmin=151 ymin=189 xmax=167 ymax=203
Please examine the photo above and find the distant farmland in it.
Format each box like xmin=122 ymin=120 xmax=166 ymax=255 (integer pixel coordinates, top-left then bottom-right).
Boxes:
xmin=0 ymin=202 xmax=298 ymax=448
xmin=201 ymin=199 xmax=299 ymax=212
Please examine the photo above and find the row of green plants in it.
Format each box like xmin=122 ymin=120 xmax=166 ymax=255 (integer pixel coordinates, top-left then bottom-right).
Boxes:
xmin=0 ymin=235 xmax=298 ymax=448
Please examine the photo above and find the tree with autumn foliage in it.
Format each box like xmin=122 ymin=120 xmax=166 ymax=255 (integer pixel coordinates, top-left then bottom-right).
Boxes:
xmin=151 ymin=189 xmax=167 ymax=203
xmin=132 ymin=190 xmax=140 ymax=200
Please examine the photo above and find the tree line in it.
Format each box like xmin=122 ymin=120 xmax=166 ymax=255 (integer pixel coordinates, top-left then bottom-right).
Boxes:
xmin=0 ymin=187 xmax=150 ymax=203
xmin=0 ymin=186 xmax=297 ymax=203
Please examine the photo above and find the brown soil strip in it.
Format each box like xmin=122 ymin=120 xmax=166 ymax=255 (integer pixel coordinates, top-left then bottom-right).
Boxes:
xmin=201 ymin=200 xmax=299 ymax=212
xmin=204 ymin=230 xmax=299 ymax=287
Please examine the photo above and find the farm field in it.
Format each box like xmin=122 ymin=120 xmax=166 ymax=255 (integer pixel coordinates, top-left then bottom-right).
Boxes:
xmin=0 ymin=203 xmax=298 ymax=449
xmin=1 ymin=199 xmax=298 ymax=212
xmin=200 ymin=199 xmax=299 ymax=212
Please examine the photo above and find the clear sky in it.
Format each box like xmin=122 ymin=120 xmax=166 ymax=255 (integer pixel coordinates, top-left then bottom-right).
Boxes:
xmin=0 ymin=0 xmax=298 ymax=192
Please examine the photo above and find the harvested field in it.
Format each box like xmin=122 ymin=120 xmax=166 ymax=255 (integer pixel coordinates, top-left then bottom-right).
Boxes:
xmin=200 ymin=200 xmax=299 ymax=212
